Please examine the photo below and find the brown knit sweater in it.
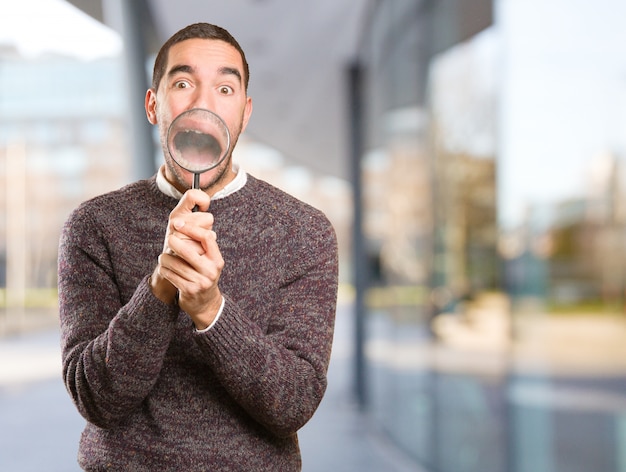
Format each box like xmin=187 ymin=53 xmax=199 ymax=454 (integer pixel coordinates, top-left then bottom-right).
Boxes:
xmin=58 ymin=174 xmax=338 ymax=471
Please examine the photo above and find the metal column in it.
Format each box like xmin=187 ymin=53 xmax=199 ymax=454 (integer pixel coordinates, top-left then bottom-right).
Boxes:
xmin=347 ymin=62 xmax=367 ymax=410
xmin=104 ymin=0 xmax=156 ymax=180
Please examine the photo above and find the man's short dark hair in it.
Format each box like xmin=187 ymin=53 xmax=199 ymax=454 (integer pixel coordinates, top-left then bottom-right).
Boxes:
xmin=151 ymin=23 xmax=250 ymax=92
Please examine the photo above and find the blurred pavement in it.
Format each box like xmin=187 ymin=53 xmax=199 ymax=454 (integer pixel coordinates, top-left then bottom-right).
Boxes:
xmin=0 ymin=305 xmax=424 ymax=472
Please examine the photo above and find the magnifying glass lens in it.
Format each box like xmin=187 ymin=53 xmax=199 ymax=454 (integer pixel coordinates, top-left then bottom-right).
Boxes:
xmin=166 ymin=108 xmax=231 ymax=189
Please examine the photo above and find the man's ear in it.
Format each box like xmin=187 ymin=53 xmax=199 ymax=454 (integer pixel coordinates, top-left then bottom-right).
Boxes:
xmin=241 ymin=96 xmax=253 ymax=133
xmin=145 ymin=88 xmax=158 ymax=125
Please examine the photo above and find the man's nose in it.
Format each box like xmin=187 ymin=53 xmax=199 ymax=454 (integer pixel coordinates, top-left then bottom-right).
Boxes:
xmin=191 ymin=88 xmax=216 ymax=112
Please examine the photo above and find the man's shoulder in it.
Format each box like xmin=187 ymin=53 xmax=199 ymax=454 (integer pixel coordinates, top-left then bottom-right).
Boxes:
xmin=245 ymin=175 xmax=330 ymax=223
xmin=239 ymin=176 xmax=338 ymax=274
xmin=66 ymin=177 xmax=166 ymax=225
xmin=242 ymin=175 xmax=337 ymax=247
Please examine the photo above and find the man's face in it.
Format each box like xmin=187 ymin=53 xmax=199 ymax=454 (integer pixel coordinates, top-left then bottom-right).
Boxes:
xmin=145 ymin=38 xmax=253 ymax=193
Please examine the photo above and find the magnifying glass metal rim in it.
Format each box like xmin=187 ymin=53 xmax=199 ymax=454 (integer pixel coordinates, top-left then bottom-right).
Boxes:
xmin=166 ymin=107 xmax=232 ymax=190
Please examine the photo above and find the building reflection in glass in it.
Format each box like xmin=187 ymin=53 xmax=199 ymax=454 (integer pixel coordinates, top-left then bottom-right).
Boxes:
xmin=360 ymin=1 xmax=626 ymax=471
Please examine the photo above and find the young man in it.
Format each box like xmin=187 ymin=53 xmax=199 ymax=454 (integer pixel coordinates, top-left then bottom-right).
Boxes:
xmin=58 ymin=23 xmax=338 ymax=471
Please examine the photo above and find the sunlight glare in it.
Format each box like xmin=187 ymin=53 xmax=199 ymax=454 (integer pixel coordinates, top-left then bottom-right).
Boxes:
xmin=0 ymin=0 xmax=121 ymax=60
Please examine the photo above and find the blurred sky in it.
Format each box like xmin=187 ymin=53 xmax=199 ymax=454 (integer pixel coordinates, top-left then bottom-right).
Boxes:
xmin=498 ymin=0 xmax=626 ymax=229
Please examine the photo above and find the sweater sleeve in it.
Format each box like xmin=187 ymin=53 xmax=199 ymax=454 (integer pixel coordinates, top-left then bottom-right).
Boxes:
xmin=58 ymin=205 xmax=179 ymax=429
xmin=192 ymin=218 xmax=339 ymax=438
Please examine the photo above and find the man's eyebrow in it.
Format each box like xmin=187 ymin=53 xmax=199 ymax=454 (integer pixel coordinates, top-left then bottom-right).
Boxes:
xmin=167 ymin=64 xmax=194 ymax=78
xmin=219 ymin=66 xmax=242 ymax=84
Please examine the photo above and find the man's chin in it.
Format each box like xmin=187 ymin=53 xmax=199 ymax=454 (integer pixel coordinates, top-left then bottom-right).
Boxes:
xmin=165 ymin=154 xmax=231 ymax=194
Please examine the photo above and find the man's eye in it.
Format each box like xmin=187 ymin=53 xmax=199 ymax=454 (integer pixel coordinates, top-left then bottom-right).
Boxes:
xmin=174 ymin=81 xmax=190 ymax=89
xmin=219 ymin=86 xmax=234 ymax=95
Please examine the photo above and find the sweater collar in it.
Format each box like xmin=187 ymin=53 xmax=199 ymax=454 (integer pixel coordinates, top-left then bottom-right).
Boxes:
xmin=156 ymin=164 xmax=247 ymax=200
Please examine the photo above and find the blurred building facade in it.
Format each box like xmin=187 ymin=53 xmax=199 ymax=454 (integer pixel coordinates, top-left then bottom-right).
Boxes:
xmin=0 ymin=55 xmax=131 ymax=324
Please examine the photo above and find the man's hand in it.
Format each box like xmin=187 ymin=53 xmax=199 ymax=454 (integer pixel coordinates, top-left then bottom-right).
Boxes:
xmin=150 ymin=189 xmax=224 ymax=329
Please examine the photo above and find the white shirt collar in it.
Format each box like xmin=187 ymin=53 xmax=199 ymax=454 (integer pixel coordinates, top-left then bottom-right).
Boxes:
xmin=156 ymin=164 xmax=247 ymax=200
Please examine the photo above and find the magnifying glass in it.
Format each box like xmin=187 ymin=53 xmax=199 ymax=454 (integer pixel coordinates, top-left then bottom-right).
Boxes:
xmin=166 ymin=108 xmax=231 ymax=191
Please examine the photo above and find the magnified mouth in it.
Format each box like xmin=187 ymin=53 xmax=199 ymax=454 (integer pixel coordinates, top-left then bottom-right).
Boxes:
xmin=174 ymin=129 xmax=222 ymax=158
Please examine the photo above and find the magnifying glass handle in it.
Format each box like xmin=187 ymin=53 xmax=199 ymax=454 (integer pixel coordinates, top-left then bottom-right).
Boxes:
xmin=192 ymin=173 xmax=200 ymax=212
